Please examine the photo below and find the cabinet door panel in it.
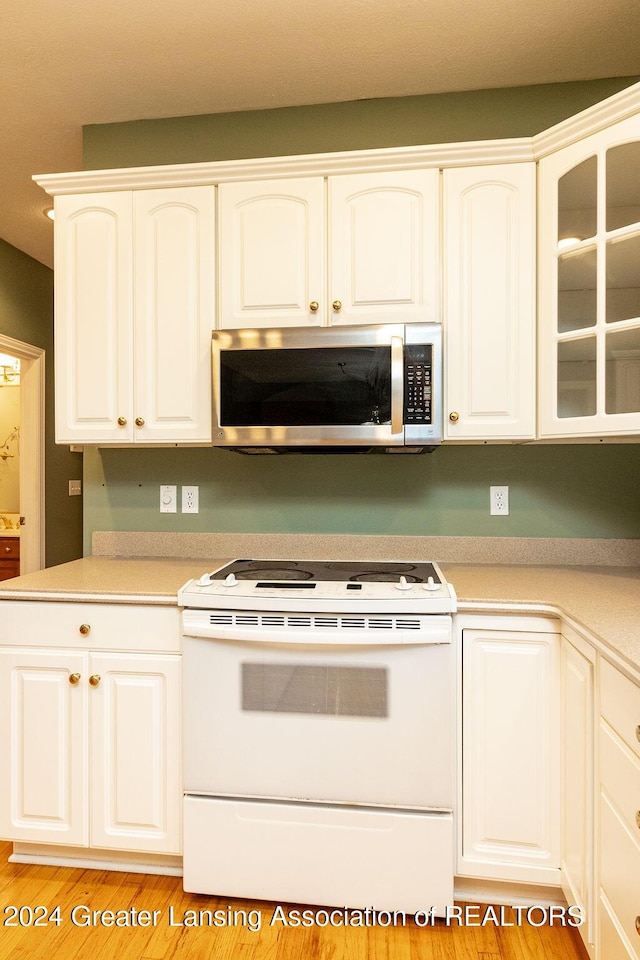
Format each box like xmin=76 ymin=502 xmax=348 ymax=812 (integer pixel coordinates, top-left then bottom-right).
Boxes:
xmin=54 ymin=192 xmax=133 ymax=443
xmin=444 ymin=164 xmax=536 ymax=439
xmin=134 ymin=187 xmax=215 ymax=442
xmin=219 ymin=179 xmax=325 ymax=328
xmin=0 ymin=648 xmax=87 ymax=844
xmin=329 ymin=170 xmax=439 ymax=326
xmin=461 ymin=629 xmax=560 ymax=881
xmin=90 ymin=653 xmax=181 ymax=854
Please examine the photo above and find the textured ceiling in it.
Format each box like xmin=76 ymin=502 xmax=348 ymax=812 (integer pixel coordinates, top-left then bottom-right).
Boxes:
xmin=4 ymin=0 xmax=640 ymax=268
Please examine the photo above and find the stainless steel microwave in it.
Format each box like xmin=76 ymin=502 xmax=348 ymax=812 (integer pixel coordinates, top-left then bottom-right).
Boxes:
xmin=211 ymin=323 xmax=443 ymax=452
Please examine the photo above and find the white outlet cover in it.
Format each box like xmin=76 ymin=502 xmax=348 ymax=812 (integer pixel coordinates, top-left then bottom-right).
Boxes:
xmin=182 ymin=485 xmax=199 ymax=514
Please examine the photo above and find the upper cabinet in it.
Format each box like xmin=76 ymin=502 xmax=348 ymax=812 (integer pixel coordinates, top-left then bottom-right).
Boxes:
xmin=218 ymin=170 xmax=439 ymax=328
xmin=444 ymin=163 xmax=536 ymax=440
xmin=55 ymin=186 xmax=215 ymax=444
xmin=539 ymin=113 xmax=640 ymax=437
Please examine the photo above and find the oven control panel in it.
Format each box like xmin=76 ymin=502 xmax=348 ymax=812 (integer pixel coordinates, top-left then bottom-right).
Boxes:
xmin=404 ymin=344 xmax=432 ymax=424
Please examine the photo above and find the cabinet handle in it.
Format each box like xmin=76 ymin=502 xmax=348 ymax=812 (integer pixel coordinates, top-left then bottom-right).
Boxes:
xmin=309 ymin=301 xmax=319 ymax=313
xmin=449 ymin=411 xmax=460 ymax=423
xmin=636 ymin=810 xmax=640 ymax=829
xmin=636 ymin=724 xmax=640 ymax=743
xmin=135 ymin=417 xmax=145 ymax=427
xmin=117 ymin=416 xmax=127 ymax=427
xmin=79 ymin=623 xmax=91 ymax=636
xmin=636 ymin=916 xmax=640 ymax=936
xmin=68 ymin=673 xmax=81 ymax=686
xmin=332 ymin=300 xmax=342 ymax=313
xmin=89 ymin=674 xmax=101 ymax=688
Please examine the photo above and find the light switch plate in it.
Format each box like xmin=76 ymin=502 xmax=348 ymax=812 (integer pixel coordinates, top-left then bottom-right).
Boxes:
xmin=68 ymin=479 xmax=82 ymax=496
xmin=160 ymin=484 xmax=177 ymax=513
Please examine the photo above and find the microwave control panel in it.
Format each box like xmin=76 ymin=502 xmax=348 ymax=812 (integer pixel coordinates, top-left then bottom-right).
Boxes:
xmin=403 ymin=344 xmax=432 ymax=423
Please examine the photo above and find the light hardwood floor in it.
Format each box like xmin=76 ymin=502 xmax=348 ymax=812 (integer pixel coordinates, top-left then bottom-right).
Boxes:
xmin=0 ymin=843 xmax=588 ymax=960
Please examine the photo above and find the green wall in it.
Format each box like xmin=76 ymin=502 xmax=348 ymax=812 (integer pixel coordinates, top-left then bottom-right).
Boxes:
xmin=82 ymin=79 xmax=640 ymax=551
xmin=0 ymin=238 xmax=83 ymax=566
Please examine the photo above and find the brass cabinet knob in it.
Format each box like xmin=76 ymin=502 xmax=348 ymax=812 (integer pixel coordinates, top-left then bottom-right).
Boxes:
xmin=135 ymin=417 xmax=145 ymax=427
xmin=79 ymin=623 xmax=91 ymax=636
xmin=69 ymin=673 xmax=81 ymax=686
xmin=89 ymin=674 xmax=101 ymax=687
xmin=636 ymin=724 xmax=640 ymax=743
xmin=4 ymin=546 xmax=10 ymax=553
xmin=117 ymin=416 xmax=127 ymax=427
xmin=309 ymin=301 xmax=319 ymax=313
xmin=449 ymin=411 xmax=460 ymax=423
xmin=332 ymin=300 xmax=342 ymax=312
xmin=636 ymin=810 xmax=640 ymax=829
xmin=636 ymin=916 xmax=640 ymax=935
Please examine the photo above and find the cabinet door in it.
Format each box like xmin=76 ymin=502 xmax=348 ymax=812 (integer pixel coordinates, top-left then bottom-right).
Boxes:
xmin=134 ymin=187 xmax=215 ymax=442
xmin=329 ymin=170 xmax=439 ymax=326
xmin=561 ymin=635 xmax=595 ymax=955
xmin=444 ymin=164 xmax=536 ymax=439
xmin=461 ymin=628 xmax=561 ymax=882
xmin=54 ymin=192 xmax=134 ymax=443
xmin=89 ymin=652 xmax=181 ymax=854
xmin=219 ymin=178 xmax=325 ymax=328
xmin=539 ymin=113 xmax=640 ymax=437
xmin=0 ymin=648 xmax=88 ymax=845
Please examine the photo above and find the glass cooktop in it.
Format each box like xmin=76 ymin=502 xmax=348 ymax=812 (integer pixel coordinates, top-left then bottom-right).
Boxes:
xmin=211 ymin=559 xmax=442 ymax=585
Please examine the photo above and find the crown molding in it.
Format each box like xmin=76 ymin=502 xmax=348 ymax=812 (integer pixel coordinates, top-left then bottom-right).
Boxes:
xmin=33 ymin=138 xmax=534 ymax=195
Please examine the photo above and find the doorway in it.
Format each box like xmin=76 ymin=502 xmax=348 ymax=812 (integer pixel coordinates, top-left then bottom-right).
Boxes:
xmin=0 ymin=334 xmax=45 ymax=574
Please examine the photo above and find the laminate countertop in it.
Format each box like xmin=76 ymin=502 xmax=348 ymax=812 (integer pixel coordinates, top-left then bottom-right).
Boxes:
xmin=0 ymin=557 xmax=638 ymax=675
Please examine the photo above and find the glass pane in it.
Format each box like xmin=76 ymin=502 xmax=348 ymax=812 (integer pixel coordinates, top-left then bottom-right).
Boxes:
xmin=558 ymin=156 xmax=597 ymax=244
xmin=242 ymin=663 xmax=388 ymax=718
xmin=606 ymin=142 xmax=640 ymax=231
xmin=558 ymin=249 xmax=597 ymax=332
xmin=220 ymin=345 xmax=392 ymax=426
xmin=606 ymin=235 xmax=640 ymax=323
xmin=557 ymin=338 xmax=596 ymax=418
xmin=605 ymin=327 xmax=640 ymax=414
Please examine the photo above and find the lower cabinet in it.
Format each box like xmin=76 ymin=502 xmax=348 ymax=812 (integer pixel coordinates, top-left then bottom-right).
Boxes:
xmin=0 ymin=603 xmax=181 ymax=857
xmin=458 ymin=616 xmax=561 ymax=883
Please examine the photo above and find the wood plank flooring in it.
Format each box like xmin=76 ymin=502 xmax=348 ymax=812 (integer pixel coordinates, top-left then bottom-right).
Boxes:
xmin=0 ymin=843 xmax=588 ymax=960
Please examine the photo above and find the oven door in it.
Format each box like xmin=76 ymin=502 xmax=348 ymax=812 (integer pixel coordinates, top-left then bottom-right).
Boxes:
xmin=182 ymin=626 xmax=454 ymax=810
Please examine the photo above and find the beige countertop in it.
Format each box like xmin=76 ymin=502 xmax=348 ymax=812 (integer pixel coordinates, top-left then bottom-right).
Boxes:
xmin=0 ymin=556 xmax=638 ymax=675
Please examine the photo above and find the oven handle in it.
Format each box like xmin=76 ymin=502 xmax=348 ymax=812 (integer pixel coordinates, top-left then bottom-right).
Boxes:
xmin=182 ymin=615 xmax=452 ymax=646
xmin=390 ymin=336 xmax=404 ymax=434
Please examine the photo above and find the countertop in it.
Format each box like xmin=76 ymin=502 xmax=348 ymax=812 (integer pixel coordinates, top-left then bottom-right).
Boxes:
xmin=0 ymin=555 xmax=638 ymax=675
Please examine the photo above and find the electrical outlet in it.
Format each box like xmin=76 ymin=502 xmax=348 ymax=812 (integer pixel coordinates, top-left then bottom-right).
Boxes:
xmin=160 ymin=484 xmax=177 ymax=513
xmin=182 ymin=485 xmax=199 ymax=514
xmin=490 ymin=485 xmax=509 ymax=516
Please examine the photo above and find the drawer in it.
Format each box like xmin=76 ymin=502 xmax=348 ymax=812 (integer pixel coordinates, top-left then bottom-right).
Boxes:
xmin=601 ymin=721 xmax=640 ymax=842
xmin=600 ymin=793 xmax=640 ymax=958
xmin=600 ymin=893 xmax=639 ymax=960
xmin=600 ymin=659 xmax=640 ymax=760
xmin=0 ymin=537 xmax=19 ymax=559
xmin=0 ymin=600 xmax=180 ymax=653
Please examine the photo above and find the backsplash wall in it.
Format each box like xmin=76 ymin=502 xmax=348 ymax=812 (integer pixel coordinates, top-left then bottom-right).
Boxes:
xmin=83 ymin=444 xmax=640 ymax=555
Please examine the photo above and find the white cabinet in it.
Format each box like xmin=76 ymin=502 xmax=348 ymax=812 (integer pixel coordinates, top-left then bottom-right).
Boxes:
xmin=459 ymin=616 xmax=561 ymax=883
xmin=54 ymin=186 xmax=215 ymax=444
xmin=443 ymin=163 xmax=536 ymax=440
xmin=598 ymin=658 xmax=640 ymax=960
xmin=0 ymin=603 xmax=181 ymax=856
xmin=218 ymin=170 xmax=439 ymax=329
xmin=561 ymin=628 xmax=596 ymax=958
xmin=538 ymin=113 xmax=640 ymax=437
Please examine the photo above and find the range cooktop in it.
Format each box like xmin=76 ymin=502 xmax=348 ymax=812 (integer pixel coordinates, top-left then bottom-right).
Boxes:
xmin=178 ymin=558 xmax=457 ymax=614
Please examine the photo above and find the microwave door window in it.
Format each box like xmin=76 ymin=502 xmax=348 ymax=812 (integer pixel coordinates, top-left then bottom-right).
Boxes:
xmin=220 ymin=347 xmax=392 ymax=426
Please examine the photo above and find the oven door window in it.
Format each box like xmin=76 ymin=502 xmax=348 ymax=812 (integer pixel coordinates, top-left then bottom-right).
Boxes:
xmin=220 ymin=346 xmax=392 ymax=426
xmin=242 ymin=663 xmax=388 ymax=718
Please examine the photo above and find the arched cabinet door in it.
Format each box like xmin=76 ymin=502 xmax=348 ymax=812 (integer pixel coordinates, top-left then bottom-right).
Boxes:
xmin=539 ymin=113 xmax=640 ymax=437
xmin=444 ymin=164 xmax=536 ymax=440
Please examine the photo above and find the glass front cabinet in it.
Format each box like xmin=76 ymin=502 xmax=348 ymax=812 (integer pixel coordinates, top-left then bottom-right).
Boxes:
xmin=539 ymin=113 xmax=640 ymax=437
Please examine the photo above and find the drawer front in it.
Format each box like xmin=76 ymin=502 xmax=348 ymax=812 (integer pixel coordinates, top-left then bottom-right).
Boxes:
xmin=0 ymin=538 xmax=19 ymax=559
xmin=601 ymin=721 xmax=640 ymax=842
xmin=0 ymin=601 xmax=180 ymax=653
xmin=600 ymin=659 xmax=640 ymax=760
xmin=600 ymin=893 xmax=639 ymax=960
xmin=600 ymin=793 xmax=640 ymax=958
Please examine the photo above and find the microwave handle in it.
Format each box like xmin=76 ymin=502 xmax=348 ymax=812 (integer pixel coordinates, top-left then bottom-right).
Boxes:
xmin=391 ymin=337 xmax=404 ymax=434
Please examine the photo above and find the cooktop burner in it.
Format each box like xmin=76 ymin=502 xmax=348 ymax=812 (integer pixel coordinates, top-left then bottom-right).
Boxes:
xmin=211 ymin=558 xmax=441 ymax=584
